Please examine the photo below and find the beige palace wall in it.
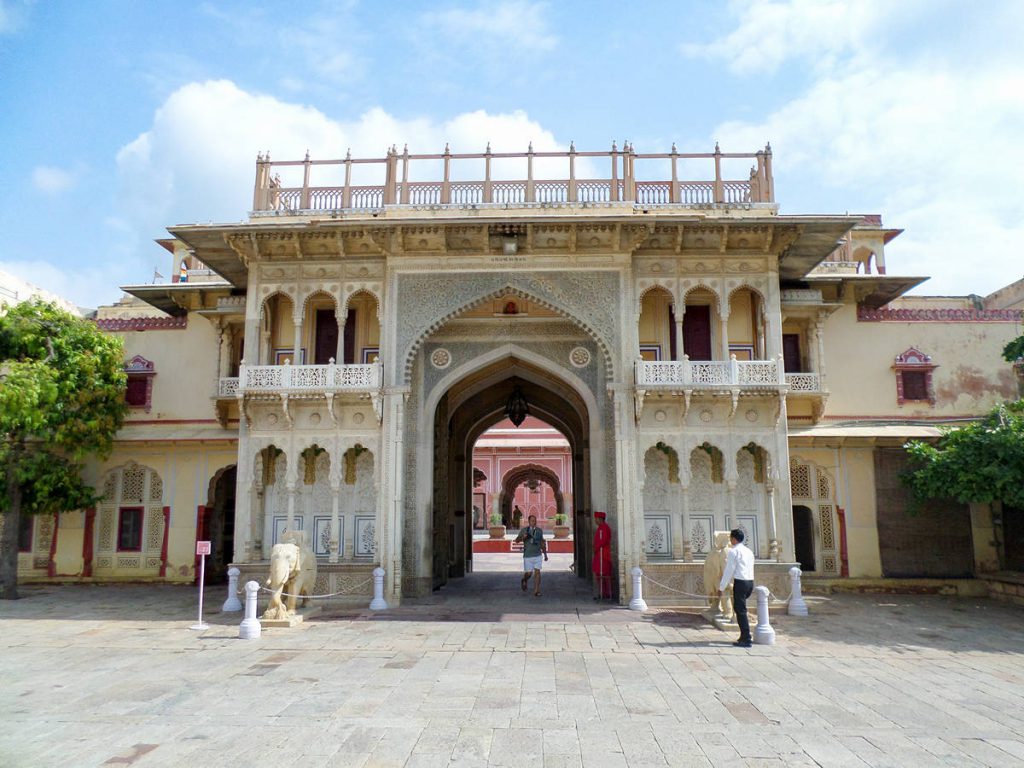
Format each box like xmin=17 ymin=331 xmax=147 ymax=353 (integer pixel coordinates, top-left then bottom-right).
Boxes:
xmin=821 ymin=303 xmax=1020 ymax=418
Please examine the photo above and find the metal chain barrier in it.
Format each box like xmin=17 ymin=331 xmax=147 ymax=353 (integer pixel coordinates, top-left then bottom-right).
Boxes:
xmin=257 ymin=576 xmax=374 ymax=600
xmin=641 ymin=573 xmax=794 ymax=606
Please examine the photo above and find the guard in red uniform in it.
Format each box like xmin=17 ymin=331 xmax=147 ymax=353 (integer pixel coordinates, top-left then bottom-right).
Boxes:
xmin=592 ymin=511 xmax=613 ymax=600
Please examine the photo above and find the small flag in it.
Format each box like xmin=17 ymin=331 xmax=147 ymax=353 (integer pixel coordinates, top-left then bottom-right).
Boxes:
xmin=153 ymin=269 xmax=164 ymax=283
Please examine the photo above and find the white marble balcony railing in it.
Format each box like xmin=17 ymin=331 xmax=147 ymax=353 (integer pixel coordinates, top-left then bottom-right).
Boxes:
xmin=217 ymin=377 xmax=239 ymax=397
xmin=636 ymin=356 xmax=785 ymax=388
xmin=238 ymin=363 xmax=382 ymax=394
xmin=784 ymin=372 xmax=822 ymax=392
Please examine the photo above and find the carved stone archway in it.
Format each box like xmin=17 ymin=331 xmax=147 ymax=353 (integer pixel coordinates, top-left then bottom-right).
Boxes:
xmin=500 ymin=462 xmax=564 ymax=524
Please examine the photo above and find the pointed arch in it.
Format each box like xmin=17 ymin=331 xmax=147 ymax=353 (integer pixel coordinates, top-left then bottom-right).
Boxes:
xmin=403 ymin=284 xmax=615 ymax=383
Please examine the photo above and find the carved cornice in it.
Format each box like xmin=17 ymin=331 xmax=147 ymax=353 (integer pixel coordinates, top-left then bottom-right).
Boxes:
xmin=858 ymin=306 xmax=1023 ymax=322
xmin=96 ymin=316 xmax=188 ymax=331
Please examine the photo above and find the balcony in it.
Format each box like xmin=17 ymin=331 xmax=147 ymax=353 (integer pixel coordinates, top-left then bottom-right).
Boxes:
xmin=636 ymin=356 xmax=785 ymax=389
xmin=785 ymin=372 xmax=822 ymax=392
xmin=239 ymin=362 xmax=381 ymax=393
xmin=251 ymin=143 xmax=775 ymax=216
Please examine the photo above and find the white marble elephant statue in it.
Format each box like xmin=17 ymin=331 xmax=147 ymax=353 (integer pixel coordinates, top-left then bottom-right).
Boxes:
xmin=262 ymin=530 xmax=317 ymax=620
xmin=703 ymin=530 xmax=734 ymax=621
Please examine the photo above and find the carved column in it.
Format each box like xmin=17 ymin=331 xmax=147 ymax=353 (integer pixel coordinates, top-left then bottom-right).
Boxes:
xmin=807 ymin=320 xmax=820 ymax=374
xmin=218 ymin=322 xmax=233 ymax=378
xmin=292 ymin=312 xmax=304 ymax=366
xmin=719 ymin=306 xmax=731 ymax=360
xmin=670 ymin=486 xmax=684 ymax=559
xmin=253 ymin=476 xmax=265 ymax=560
xmin=285 ymin=484 xmax=297 ymax=532
xmin=673 ymin=305 xmax=685 ymax=362
xmin=815 ymin=317 xmax=827 ymax=389
xmin=329 ymin=480 xmax=341 ymax=563
xmin=343 ymin=482 xmax=355 ymax=559
xmin=766 ymin=481 xmax=779 ymax=561
xmin=335 ymin=306 xmax=346 ymax=365
xmin=681 ymin=486 xmax=692 ymax=562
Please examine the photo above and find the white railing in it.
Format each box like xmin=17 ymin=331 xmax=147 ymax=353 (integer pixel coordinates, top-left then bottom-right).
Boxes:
xmin=217 ymin=377 xmax=239 ymax=397
xmin=636 ymin=355 xmax=785 ymax=388
xmin=785 ymin=373 xmax=821 ymax=392
xmin=239 ymin=363 xmax=381 ymax=393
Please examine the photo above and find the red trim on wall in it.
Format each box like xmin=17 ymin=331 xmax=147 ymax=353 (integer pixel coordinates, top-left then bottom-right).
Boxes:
xmin=47 ymin=513 xmax=59 ymax=577
xmin=858 ymin=306 xmax=1022 ymax=323
xmin=95 ymin=316 xmax=188 ymax=331
xmin=82 ymin=508 xmax=96 ymax=577
xmin=159 ymin=506 xmax=171 ymax=577
xmin=837 ymin=507 xmax=849 ymax=578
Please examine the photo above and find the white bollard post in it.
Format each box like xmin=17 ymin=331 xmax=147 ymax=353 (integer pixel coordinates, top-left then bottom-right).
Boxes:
xmin=238 ymin=580 xmax=262 ymax=640
xmin=222 ymin=567 xmax=242 ymax=612
xmin=369 ymin=567 xmax=389 ymax=611
xmin=753 ymin=585 xmax=775 ymax=645
xmin=787 ymin=566 xmax=808 ymax=616
xmin=629 ymin=566 xmax=648 ymax=611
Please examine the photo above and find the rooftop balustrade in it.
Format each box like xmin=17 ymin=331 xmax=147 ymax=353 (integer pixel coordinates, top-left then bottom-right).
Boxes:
xmin=238 ymin=362 xmax=381 ymax=394
xmin=252 ymin=142 xmax=775 ymax=215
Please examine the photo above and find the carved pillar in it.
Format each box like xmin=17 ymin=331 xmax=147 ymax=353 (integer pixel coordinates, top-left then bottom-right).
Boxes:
xmin=285 ymin=484 xmax=297 ymax=531
xmin=670 ymin=486 xmax=684 ymax=559
xmin=343 ymin=483 xmax=355 ymax=559
xmin=335 ymin=307 xmax=346 ymax=365
xmin=329 ymin=481 xmax=341 ymax=563
xmin=292 ymin=312 xmax=303 ymax=366
xmin=681 ymin=486 xmax=692 ymax=562
xmin=673 ymin=304 xmax=685 ymax=362
xmin=766 ymin=482 xmax=779 ymax=561
xmin=253 ymin=477 xmax=265 ymax=560
xmin=807 ymin=320 xmax=820 ymax=374
xmin=380 ymin=390 xmax=408 ymax=602
xmin=815 ymin=317 xmax=827 ymax=389
xmin=719 ymin=306 xmax=731 ymax=360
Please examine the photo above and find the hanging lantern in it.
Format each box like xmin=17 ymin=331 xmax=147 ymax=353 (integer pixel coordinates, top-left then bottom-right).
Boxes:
xmin=505 ymin=384 xmax=529 ymax=427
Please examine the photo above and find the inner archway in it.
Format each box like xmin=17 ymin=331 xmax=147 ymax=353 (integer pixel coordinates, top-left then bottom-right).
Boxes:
xmin=430 ymin=355 xmax=598 ymax=593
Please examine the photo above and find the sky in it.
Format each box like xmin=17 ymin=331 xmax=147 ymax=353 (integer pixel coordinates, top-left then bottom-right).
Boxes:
xmin=1 ymin=0 xmax=1022 ymax=309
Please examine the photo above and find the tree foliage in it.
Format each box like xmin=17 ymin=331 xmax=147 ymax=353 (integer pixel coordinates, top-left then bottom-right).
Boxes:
xmin=0 ymin=300 xmax=127 ymax=598
xmin=1003 ymin=334 xmax=1024 ymax=364
xmin=903 ymin=400 xmax=1024 ymax=509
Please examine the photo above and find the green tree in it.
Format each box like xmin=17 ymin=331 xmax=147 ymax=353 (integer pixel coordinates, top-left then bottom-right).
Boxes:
xmin=903 ymin=400 xmax=1024 ymax=510
xmin=1003 ymin=334 xmax=1024 ymax=364
xmin=0 ymin=300 xmax=127 ymax=599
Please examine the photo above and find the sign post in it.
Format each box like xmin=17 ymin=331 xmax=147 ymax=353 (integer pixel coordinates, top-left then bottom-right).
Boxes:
xmin=191 ymin=541 xmax=212 ymax=631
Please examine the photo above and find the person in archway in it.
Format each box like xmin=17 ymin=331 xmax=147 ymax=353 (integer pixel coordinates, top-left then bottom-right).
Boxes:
xmin=593 ymin=511 xmax=613 ymax=600
xmin=511 ymin=504 xmax=523 ymax=529
xmin=517 ymin=514 xmax=548 ymax=596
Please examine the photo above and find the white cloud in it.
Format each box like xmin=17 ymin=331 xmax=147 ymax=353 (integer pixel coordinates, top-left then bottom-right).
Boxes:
xmin=0 ymin=259 xmax=117 ymax=311
xmin=695 ymin=0 xmax=1024 ymax=296
xmin=0 ymin=0 xmax=33 ymax=35
xmin=682 ymin=0 xmax=928 ymax=75
xmin=31 ymin=165 xmax=77 ymax=195
xmin=421 ymin=1 xmax=557 ymax=53
xmin=114 ymin=80 xmax=579 ymax=256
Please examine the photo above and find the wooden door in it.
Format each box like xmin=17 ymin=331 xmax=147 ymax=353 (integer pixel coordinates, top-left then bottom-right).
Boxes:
xmin=782 ymin=334 xmax=802 ymax=372
xmin=682 ymin=305 xmax=712 ymax=360
xmin=314 ymin=310 xmax=339 ymax=365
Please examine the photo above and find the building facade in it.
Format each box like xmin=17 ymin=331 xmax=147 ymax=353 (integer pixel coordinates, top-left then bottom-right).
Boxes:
xmin=16 ymin=143 xmax=1024 ymax=603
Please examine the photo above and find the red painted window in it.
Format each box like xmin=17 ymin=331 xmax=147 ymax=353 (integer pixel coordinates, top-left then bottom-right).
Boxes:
xmin=125 ymin=376 xmax=148 ymax=406
xmin=901 ymin=371 xmax=929 ymax=401
xmin=118 ymin=507 xmax=144 ymax=551
xmin=893 ymin=347 xmax=937 ymax=405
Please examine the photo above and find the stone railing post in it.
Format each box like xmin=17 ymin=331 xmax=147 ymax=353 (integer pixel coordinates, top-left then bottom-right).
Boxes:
xmin=730 ymin=354 xmax=740 ymax=384
xmin=629 ymin=566 xmax=648 ymax=611
xmin=441 ymin=143 xmax=451 ymax=204
xmin=300 ymin=150 xmax=311 ymax=209
xmin=713 ymin=142 xmax=724 ymax=203
xmin=370 ymin=567 xmax=389 ymax=610
xmin=342 ymin=148 xmax=353 ymax=208
xmin=753 ymin=585 xmax=775 ymax=644
xmin=568 ymin=142 xmax=577 ymax=202
xmin=788 ymin=566 xmax=808 ymax=616
xmin=526 ymin=143 xmax=535 ymax=202
xmin=670 ymin=143 xmax=680 ymax=203
xmin=239 ymin=580 xmax=261 ymax=639
xmin=222 ymin=567 xmax=242 ymax=612
xmin=400 ymin=144 xmax=410 ymax=204
xmin=610 ymin=141 xmax=620 ymax=202
xmin=483 ymin=143 xmax=493 ymax=203
xmin=764 ymin=142 xmax=774 ymax=202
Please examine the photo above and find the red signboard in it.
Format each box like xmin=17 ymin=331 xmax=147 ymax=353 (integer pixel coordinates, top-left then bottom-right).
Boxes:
xmin=195 ymin=540 xmax=212 ymax=556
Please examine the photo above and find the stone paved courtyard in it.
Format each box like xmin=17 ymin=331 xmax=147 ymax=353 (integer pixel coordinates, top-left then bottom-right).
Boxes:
xmin=2 ymin=555 xmax=1023 ymax=767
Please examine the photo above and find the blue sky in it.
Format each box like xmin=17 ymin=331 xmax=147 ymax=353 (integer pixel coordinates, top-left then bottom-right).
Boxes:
xmin=1 ymin=0 xmax=1022 ymax=308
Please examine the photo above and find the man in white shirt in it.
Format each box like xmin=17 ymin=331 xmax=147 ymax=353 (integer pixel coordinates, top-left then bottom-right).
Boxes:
xmin=719 ymin=528 xmax=755 ymax=647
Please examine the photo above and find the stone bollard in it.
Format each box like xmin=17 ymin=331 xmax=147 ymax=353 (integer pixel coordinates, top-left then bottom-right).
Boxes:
xmin=238 ymin=581 xmax=261 ymax=640
xmin=369 ymin=567 xmax=389 ymax=611
xmin=222 ymin=567 xmax=242 ymax=612
xmin=787 ymin=566 xmax=808 ymax=616
xmin=753 ymin=585 xmax=775 ymax=645
xmin=629 ymin=567 xmax=648 ymax=611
